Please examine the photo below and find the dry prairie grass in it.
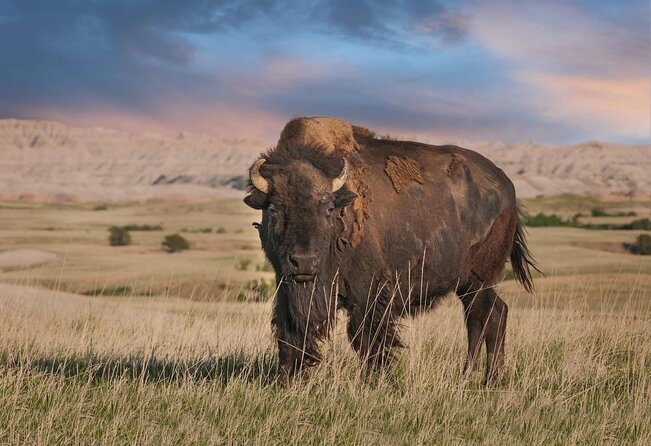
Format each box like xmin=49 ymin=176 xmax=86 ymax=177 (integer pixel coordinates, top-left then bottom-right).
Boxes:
xmin=0 ymin=197 xmax=650 ymax=444
xmin=0 ymin=273 xmax=649 ymax=445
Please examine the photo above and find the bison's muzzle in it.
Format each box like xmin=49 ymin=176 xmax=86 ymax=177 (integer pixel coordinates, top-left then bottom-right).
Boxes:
xmin=287 ymin=251 xmax=320 ymax=282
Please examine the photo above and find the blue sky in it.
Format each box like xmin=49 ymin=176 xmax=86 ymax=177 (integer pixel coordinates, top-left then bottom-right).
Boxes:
xmin=0 ymin=0 xmax=648 ymax=143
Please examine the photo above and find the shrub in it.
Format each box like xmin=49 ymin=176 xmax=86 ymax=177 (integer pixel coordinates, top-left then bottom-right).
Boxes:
xmin=590 ymin=208 xmax=637 ymax=218
xmin=180 ymin=227 xmax=213 ymax=234
xmin=82 ymin=285 xmax=134 ymax=297
xmin=122 ymin=224 xmax=163 ymax=231
xmin=256 ymin=262 xmax=273 ymax=272
xmin=108 ymin=226 xmax=131 ymax=246
xmin=522 ymin=213 xmax=572 ymax=227
xmin=591 ymin=208 xmax=608 ymax=217
xmin=162 ymin=234 xmax=190 ymax=253
xmin=216 ymin=227 xmax=227 ymax=234
xmin=237 ymin=278 xmax=276 ymax=302
xmin=236 ymin=258 xmax=252 ymax=271
xmin=631 ymin=218 xmax=651 ymax=230
xmin=93 ymin=204 xmax=108 ymax=211
xmin=631 ymin=234 xmax=651 ymax=255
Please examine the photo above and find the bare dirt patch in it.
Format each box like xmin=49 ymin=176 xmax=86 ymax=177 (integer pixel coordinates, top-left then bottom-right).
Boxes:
xmin=0 ymin=249 xmax=59 ymax=271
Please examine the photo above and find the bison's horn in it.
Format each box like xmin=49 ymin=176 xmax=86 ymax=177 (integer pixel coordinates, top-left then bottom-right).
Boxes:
xmin=332 ymin=158 xmax=349 ymax=192
xmin=250 ymin=158 xmax=269 ymax=193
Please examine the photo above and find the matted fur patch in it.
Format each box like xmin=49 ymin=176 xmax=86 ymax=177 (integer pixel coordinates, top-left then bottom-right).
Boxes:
xmin=385 ymin=156 xmax=424 ymax=193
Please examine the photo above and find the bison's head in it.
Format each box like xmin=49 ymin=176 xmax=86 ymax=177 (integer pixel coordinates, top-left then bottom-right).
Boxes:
xmin=243 ymin=156 xmax=357 ymax=284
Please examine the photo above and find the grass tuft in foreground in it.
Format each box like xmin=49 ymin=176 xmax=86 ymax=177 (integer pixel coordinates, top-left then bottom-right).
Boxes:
xmin=0 ymin=274 xmax=649 ymax=445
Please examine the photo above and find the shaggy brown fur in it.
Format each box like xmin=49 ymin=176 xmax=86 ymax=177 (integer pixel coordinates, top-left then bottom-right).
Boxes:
xmin=278 ymin=116 xmax=362 ymax=154
xmin=278 ymin=117 xmax=370 ymax=247
xmin=244 ymin=116 xmax=539 ymax=385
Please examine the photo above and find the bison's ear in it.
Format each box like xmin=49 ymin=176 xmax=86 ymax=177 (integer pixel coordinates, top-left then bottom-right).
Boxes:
xmin=244 ymin=191 xmax=268 ymax=210
xmin=334 ymin=187 xmax=357 ymax=209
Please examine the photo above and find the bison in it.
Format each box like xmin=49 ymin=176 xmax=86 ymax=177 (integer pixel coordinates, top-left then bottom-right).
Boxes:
xmin=244 ymin=117 xmax=538 ymax=384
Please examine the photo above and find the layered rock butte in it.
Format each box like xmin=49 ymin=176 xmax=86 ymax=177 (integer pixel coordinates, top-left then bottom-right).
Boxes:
xmin=0 ymin=119 xmax=649 ymax=202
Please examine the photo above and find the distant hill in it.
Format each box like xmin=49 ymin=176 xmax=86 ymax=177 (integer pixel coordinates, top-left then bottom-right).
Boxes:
xmin=0 ymin=119 xmax=648 ymax=202
xmin=464 ymin=139 xmax=651 ymax=199
xmin=0 ymin=119 xmax=263 ymax=202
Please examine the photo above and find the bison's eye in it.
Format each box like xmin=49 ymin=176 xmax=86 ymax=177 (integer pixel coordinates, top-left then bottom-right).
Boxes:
xmin=326 ymin=206 xmax=335 ymax=217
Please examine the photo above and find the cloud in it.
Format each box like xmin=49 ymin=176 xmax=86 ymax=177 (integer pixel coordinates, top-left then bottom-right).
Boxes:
xmin=523 ymin=74 xmax=650 ymax=139
xmin=0 ymin=0 xmax=647 ymax=143
xmin=0 ymin=0 xmax=469 ymax=139
xmin=471 ymin=0 xmax=650 ymax=140
xmin=314 ymin=0 xmax=468 ymax=47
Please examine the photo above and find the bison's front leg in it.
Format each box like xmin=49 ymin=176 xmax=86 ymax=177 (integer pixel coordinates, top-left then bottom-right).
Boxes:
xmin=346 ymin=290 xmax=403 ymax=374
xmin=273 ymin=288 xmax=335 ymax=384
xmin=276 ymin=334 xmax=311 ymax=384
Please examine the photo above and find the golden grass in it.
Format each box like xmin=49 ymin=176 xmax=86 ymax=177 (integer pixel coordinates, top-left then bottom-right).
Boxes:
xmin=0 ymin=196 xmax=649 ymax=444
xmin=0 ymin=199 xmax=272 ymax=298
xmin=0 ymin=273 xmax=649 ymax=444
xmin=0 ymin=198 xmax=649 ymax=299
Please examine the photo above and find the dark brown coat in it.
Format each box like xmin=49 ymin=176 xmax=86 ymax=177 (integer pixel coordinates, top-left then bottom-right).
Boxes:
xmin=244 ymin=117 xmax=538 ymax=384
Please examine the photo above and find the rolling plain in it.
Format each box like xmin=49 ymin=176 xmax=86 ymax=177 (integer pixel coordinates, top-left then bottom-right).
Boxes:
xmin=0 ymin=195 xmax=649 ymax=444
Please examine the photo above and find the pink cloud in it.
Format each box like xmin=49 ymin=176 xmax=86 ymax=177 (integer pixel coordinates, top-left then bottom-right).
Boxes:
xmin=20 ymin=101 xmax=285 ymax=143
xmin=221 ymin=53 xmax=343 ymax=96
xmin=524 ymin=74 xmax=649 ymax=138
xmin=471 ymin=0 xmax=650 ymax=140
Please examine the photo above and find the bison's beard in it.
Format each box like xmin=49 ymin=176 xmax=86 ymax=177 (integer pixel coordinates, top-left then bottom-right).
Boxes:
xmin=279 ymin=270 xmax=340 ymax=341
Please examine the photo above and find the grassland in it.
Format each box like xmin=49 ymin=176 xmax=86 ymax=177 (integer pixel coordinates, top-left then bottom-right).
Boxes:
xmin=0 ymin=195 xmax=650 ymax=444
xmin=0 ymin=199 xmax=272 ymax=300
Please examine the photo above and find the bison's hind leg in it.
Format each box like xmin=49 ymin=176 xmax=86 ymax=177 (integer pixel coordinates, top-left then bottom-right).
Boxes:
xmin=458 ymin=281 xmax=508 ymax=385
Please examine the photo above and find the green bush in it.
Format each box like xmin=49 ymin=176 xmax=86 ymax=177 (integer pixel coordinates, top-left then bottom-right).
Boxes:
xmin=631 ymin=234 xmax=651 ymax=255
xmin=590 ymin=208 xmax=608 ymax=217
xmin=523 ymin=212 xmax=650 ymax=231
xmin=122 ymin=224 xmax=163 ymax=231
xmin=108 ymin=226 xmax=131 ymax=246
xmin=82 ymin=285 xmax=134 ymax=297
xmin=522 ymin=213 xmax=573 ymax=227
xmin=236 ymin=258 xmax=252 ymax=271
xmin=591 ymin=208 xmax=637 ymax=217
xmin=162 ymin=234 xmax=190 ymax=253
xmin=237 ymin=278 xmax=276 ymax=302
xmin=181 ymin=227 xmax=213 ymax=234
xmin=631 ymin=218 xmax=651 ymax=230
xmin=256 ymin=262 xmax=273 ymax=272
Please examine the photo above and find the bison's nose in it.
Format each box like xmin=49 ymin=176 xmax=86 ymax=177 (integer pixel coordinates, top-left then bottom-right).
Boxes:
xmin=287 ymin=252 xmax=320 ymax=274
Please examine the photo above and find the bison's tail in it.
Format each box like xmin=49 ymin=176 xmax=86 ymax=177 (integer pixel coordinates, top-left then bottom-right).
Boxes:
xmin=510 ymin=210 xmax=541 ymax=293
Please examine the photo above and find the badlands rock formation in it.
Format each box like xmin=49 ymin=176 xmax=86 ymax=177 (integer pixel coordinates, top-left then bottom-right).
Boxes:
xmin=0 ymin=119 xmax=648 ymax=201
xmin=464 ymin=140 xmax=651 ymax=199
xmin=0 ymin=119 xmax=263 ymax=202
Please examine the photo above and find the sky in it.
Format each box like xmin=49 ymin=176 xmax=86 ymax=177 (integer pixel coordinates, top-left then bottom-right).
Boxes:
xmin=0 ymin=0 xmax=649 ymax=144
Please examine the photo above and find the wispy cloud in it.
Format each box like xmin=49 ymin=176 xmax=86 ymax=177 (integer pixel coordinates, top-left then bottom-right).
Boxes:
xmin=472 ymin=0 xmax=650 ymax=141
xmin=525 ymin=74 xmax=649 ymax=139
xmin=0 ymin=0 xmax=648 ymax=143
